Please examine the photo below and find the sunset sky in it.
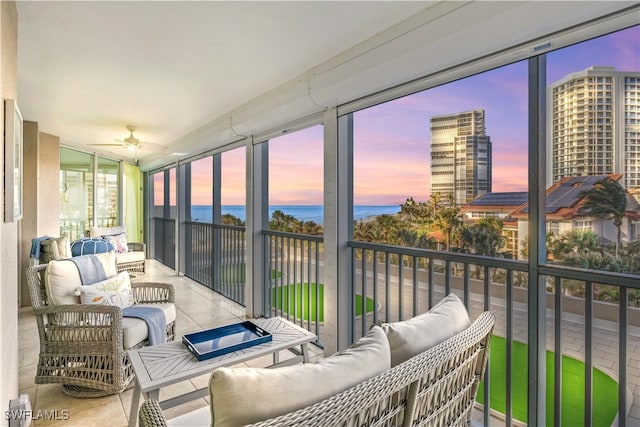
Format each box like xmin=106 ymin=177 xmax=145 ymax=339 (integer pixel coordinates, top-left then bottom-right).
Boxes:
xmin=174 ymin=25 xmax=638 ymax=207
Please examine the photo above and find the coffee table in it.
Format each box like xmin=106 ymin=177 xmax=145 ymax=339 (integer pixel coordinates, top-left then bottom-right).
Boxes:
xmin=127 ymin=316 xmax=317 ymax=427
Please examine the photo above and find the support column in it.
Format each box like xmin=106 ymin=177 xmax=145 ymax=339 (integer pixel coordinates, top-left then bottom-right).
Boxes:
xmin=527 ymin=55 xmax=547 ymax=426
xmin=177 ymin=162 xmax=190 ymax=275
xmin=212 ymin=154 xmax=222 ymax=290
xmin=323 ymin=108 xmax=353 ymax=354
xmin=246 ymin=138 xmax=268 ymax=318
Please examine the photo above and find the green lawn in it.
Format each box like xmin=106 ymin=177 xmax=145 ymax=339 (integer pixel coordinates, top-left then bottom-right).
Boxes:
xmin=476 ymin=336 xmax=619 ymax=425
xmin=271 ymin=283 xmax=375 ymax=322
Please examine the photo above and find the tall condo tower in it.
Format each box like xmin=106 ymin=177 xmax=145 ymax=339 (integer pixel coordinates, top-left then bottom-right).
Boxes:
xmin=430 ymin=109 xmax=492 ymax=206
xmin=547 ymin=66 xmax=640 ymax=191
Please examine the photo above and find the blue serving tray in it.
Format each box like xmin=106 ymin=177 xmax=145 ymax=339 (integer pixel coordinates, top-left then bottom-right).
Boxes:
xmin=182 ymin=321 xmax=272 ymax=361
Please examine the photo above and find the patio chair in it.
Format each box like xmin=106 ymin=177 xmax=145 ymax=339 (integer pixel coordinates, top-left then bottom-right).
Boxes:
xmin=26 ymin=254 xmax=176 ymax=398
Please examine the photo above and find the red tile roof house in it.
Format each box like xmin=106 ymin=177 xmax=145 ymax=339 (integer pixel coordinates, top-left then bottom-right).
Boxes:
xmin=510 ymin=174 xmax=640 ymax=260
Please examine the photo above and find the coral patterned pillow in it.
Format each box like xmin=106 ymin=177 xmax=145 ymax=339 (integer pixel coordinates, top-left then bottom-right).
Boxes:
xmin=77 ymin=271 xmax=134 ymax=309
xmin=103 ymin=232 xmax=128 ymax=253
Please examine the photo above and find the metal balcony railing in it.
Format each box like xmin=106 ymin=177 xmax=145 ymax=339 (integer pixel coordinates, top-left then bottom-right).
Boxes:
xmin=349 ymin=240 xmax=640 ymax=427
xmin=151 ymin=217 xmax=176 ymax=269
xmin=263 ymin=230 xmax=324 ymax=344
xmin=177 ymin=227 xmax=640 ymax=425
xmin=184 ymin=221 xmax=246 ymax=305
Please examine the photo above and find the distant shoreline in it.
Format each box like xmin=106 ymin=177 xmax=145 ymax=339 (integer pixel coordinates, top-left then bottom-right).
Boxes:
xmin=190 ymin=205 xmax=401 ymax=225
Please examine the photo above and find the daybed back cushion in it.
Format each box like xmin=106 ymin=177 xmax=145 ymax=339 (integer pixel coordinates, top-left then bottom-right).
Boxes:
xmin=90 ymin=225 xmax=126 ymax=238
xmin=381 ymin=293 xmax=471 ymax=367
xmin=209 ymin=325 xmax=390 ymax=426
xmin=44 ymin=252 xmax=118 ymax=304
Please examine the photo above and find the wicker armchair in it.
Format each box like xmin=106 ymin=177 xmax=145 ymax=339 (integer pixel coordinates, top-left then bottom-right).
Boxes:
xmin=26 ymin=263 xmax=176 ymax=398
xmin=138 ymin=311 xmax=495 ymax=427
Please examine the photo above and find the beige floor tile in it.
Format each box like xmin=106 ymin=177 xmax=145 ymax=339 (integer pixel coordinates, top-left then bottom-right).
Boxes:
xmin=34 ymin=384 xmax=128 ymax=427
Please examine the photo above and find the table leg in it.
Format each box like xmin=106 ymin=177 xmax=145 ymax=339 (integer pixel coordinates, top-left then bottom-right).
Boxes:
xmin=301 ymin=343 xmax=310 ymax=363
xmin=273 ymin=350 xmax=280 ymax=365
xmin=128 ymin=382 xmax=142 ymax=427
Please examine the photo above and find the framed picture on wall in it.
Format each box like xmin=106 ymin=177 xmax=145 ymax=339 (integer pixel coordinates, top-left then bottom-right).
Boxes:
xmin=5 ymin=99 xmax=23 ymax=222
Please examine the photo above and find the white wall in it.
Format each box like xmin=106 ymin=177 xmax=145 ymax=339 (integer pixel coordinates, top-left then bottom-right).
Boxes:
xmin=1 ymin=0 xmax=20 ymax=420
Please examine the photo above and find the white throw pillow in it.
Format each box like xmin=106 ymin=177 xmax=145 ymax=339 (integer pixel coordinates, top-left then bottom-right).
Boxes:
xmin=77 ymin=271 xmax=133 ymax=309
xmin=104 ymin=232 xmax=129 ymax=253
xmin=44 ymin=252 xmax=118 ymax=305
xmin=209 ymin=325 xmax=390 ymax=426
xmin=381 ymin=293 xmax=471 ymax=367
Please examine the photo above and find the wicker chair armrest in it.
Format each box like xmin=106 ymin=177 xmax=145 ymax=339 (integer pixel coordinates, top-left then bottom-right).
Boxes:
xmin=127 ymin=242 xmax=146 ymax=252
xmin=132 ymin=282 xmax=175 ymax=304
xmin=32 ymin=304 xmax=123 ymax=342
xmin=33 ymin=303 xmax=121 ymax=317
xmin=139 ymin=400 xmax=168 ymax=427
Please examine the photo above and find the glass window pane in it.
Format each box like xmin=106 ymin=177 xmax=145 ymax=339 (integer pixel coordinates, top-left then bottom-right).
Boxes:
xmin=268 ymin=126 xmax=323 ymax=232
xmin=152 ymin=171 xmax=164 ymax=217
xmin=222 ymin=147 xmax=246 ymax=225
xmin=190 ymin=157 xmax=213 ymax=222
xmin=96 ymin=157 xmax=119 ymax=228
xmin=59 ymin=147 xmax=94 ymax=241
xmin=169 ymin=168 xmax=177 ymax=215
xmin=352 ymin=60 xmax=528 ymax=258
xmin=546 ymin=25 xmax=640 ymax=269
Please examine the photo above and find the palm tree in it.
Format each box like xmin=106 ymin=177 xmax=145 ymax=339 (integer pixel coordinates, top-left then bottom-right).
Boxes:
xmin=580 ymin=178 xmax=627 ymax=256
xmin=549 ymin=229 xmax=600 ymax=260
xmin=270 ymin=209 xmax=298 ymax=232
xmin=432 ymin=206 xmax=462 ymax=251
xmin=459 ymin=217 xmax=505 ymax=256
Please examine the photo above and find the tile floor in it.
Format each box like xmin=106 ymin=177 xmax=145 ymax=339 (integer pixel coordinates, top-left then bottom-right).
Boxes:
xmin=18 ymin=260 xmax=323 ymax=426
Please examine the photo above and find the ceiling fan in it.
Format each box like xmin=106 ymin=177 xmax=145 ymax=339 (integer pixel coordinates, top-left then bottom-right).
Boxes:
xmin=90 ymin=125 xmax=161 ymax=160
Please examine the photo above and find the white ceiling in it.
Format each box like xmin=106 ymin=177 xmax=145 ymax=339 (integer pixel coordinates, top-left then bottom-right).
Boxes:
xmin=16 ymin=1 xmax=639 ymax=170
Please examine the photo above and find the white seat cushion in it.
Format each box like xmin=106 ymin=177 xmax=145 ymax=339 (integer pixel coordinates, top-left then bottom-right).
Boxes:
xmin=209 ymin=325 xmax=390 ymax=426
xmin=381 ymin=293 xmax=471 ymax=366
xmin=122 ymin=303 xmax=176 ymax=348
xmin=116 ymin=250 xmax=145 ymax=264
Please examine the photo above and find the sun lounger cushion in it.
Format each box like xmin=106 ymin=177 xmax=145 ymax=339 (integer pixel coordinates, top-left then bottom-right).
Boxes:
xmin=381 ymin=293 xmax=471 ymax=366
xmin=209 ymin=325 xmax=390 ymax=426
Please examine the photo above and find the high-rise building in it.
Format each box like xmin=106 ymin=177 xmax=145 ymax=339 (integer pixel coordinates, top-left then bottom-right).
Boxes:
xmin=547 ymin=66 xmax=640 ymax=190
xmin=430 ymin=109 xmax=492 ymax=206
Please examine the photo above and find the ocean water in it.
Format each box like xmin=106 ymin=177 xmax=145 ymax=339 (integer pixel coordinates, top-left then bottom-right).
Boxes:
xmin=191 ymin=205 xmax=400 ymax=225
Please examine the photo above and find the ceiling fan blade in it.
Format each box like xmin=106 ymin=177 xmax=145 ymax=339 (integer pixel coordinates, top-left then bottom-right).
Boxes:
xmin=88 ymin=143 xmax=124 ymax=147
